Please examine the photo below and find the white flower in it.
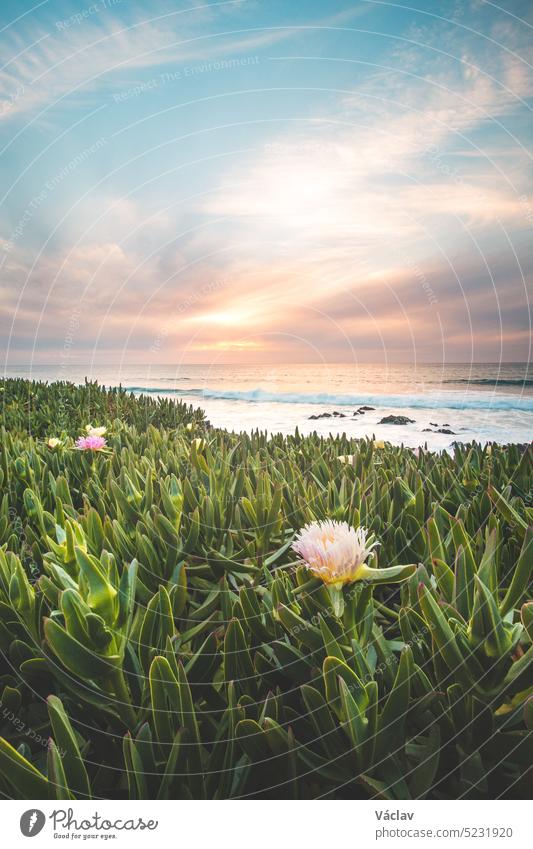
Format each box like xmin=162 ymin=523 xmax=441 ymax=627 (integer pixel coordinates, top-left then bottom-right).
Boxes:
xmin=338 ymin=454 xmax=354 ymax=463
xmin=46 ymin=437 xmax=62 ymax=449
xmin=186 ymin=422 xmax=194 ymax=431
xmin=292 ymin=520 xmax=378 ymax=587
xmin=85 ymin=425 xmax=107 ymax=437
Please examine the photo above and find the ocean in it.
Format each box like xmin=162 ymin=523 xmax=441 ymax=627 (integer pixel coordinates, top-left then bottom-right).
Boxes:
xmin=3 ymin=362 xmax=532 ymax=450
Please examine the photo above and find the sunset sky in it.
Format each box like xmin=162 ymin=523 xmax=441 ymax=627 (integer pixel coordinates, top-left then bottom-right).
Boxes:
xmin=1 ymin=0 xmax=532 ymax=365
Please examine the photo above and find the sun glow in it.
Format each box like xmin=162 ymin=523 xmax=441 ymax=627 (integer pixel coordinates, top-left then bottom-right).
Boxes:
xmin=192 ymin=309 xmax=252 ymax=326
xmin=188 ymin=339 xmax=263 ymax=351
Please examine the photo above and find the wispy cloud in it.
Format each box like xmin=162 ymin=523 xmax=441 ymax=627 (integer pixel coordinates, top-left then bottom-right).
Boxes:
xmin=1 ymin=0 xmax=531 ymax=363
xmin=0 ymin=7 xmax=287 ymax=122
xmin=0 ymin=2 xmax=373 ymax=124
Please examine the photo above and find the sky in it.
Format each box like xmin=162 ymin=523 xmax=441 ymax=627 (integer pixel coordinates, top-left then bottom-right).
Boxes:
xmin=0 ymin=0 xmax=532 ymax=366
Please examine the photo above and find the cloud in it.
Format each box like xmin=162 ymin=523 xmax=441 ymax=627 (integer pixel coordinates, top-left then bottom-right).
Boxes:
xmin=1 ymin=1 xmax=531 ymax=364
xmin=0 ymin=2 xmax=373 ymax=124
xmin=0 ymin=6 xmax=297 ymax=124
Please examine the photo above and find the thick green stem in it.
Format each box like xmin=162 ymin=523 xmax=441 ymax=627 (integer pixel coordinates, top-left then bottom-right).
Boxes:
xmin=354 ymin=563 xmax=416 ymax=584
xmin=373 ymin=599 xmax=399 ymax=620
xmin=106 ymin=668 xmax=136 ymax=729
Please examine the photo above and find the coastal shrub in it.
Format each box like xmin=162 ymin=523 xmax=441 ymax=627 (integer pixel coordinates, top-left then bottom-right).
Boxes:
xmin=0 ymin=379 xmax=531 ymax=799
xmin=0 ymin=378 xmax=204 ymax=437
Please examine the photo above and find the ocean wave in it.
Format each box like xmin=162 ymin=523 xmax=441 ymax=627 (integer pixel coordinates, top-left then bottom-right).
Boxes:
xmin=443 ymin=378 xmax=533 ymax=386
xmin=126 ymin=385 xmax=533 ymax=412
xmin=126 ymin=376 xmax=191 ymax=382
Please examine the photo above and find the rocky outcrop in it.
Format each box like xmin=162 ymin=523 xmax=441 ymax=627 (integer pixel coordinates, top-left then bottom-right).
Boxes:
xmin=379 ymin=414 xmax=415 ymax=425
xmin=310 ymin=407 xmax=375 ymax=420
xmin=309 ymin=411 xmax=346 ymax=420
xmin=423 ymin=425 xmax=457 ymax=435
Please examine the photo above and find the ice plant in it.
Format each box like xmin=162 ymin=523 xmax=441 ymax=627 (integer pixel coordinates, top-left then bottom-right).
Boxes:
xmin=46 ymin=437 xmax=62 ymax=449
xmin=292 ymin=520 xmax=416 ymax=616
xmin=292 ymin=520 xmax=378 ymax=588
xmin=85 ymin=424 xmax=107 ymax=437
xmin=0 ymin=379 xmax=529 ymax=802
xmin=75 ymin=435 xmax=107 ymax=451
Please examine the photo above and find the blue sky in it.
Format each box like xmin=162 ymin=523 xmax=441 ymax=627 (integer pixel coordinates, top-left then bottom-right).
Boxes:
xmin=1 ymin=0 xmax=532 ymax=364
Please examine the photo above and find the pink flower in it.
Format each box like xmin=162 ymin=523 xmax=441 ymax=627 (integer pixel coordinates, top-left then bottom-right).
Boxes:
xmin=75 ymin=435 xmax=107 ymax=451
xmin=292 ymin=520 xmax=378 ymax=586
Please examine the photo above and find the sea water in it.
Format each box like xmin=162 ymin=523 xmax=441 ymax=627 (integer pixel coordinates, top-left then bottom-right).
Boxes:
xmin=3 ymin=362 xmax=532 ymax=450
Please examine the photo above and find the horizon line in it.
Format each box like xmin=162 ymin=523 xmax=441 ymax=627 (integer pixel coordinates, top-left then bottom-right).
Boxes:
xmin=2 ymin=360 xmax=531 ymax=368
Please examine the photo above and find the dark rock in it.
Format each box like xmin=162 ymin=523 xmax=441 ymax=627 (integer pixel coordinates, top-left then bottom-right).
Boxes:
xmin=436 ymin=427 xmax=456 ymax=435
xmin=379 ymin=414 xmax=416 ymax=425
xmin=308 ymin=412 xmax=332 ymax=420
xmin=429 ymin=422 xmax=438 ymax=427
xmin=358 ymin=405 xmax=375 ymax=411
xmin=442 ymin=423 xmax=450 ymax=427
xmin=422 ymin=428 xmax=433 ymax=432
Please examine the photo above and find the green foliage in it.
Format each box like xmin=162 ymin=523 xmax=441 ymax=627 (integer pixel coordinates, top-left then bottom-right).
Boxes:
xmin=0 ymin=379 xmax=531 ymax=799
xmin=0 ymin=378 xmax=204 ymax=438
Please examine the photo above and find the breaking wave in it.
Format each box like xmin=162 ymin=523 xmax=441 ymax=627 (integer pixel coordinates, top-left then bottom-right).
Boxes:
xmin=443 ymin=378 xmax=533 ymax=387
xmin=125 ymin=385 xmax=533 ymax=412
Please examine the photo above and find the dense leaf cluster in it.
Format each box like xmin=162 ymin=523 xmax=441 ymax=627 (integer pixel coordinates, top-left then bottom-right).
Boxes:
xmin=0 ymin=378 xmax=204 ymax=437
xmin=0 ymin=380 xmax=531 ymax=799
